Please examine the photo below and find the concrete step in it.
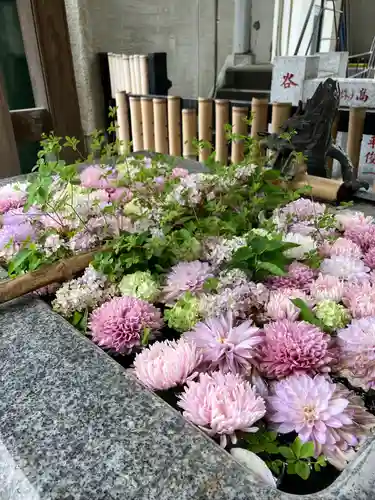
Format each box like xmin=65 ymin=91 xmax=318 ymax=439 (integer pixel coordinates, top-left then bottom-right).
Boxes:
xmin=223 ymin=65 xmax=273 ymax=91
xmin=215 ymin=88 xmax=271 ymax=102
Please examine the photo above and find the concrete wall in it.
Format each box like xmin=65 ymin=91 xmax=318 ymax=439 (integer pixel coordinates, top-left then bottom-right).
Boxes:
xmin=65 ymin=0 xmax=274 ymax=136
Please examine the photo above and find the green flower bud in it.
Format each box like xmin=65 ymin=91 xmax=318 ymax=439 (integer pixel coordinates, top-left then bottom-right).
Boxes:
xmin=314 ymin=300 xmax=350 ymax=330
xmin=164 ymin=292 xmax=201 ymax=332
xmin=119 ymin=271 xmax=160 ymax=302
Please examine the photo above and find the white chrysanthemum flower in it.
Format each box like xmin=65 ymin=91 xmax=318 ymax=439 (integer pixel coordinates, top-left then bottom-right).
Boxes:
xmin=283 ymin=232 xmax=316 ymax=260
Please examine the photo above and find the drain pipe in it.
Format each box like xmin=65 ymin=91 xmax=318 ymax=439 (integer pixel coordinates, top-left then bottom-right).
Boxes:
xmin=233 ymin=0 xmax=252 ymax=54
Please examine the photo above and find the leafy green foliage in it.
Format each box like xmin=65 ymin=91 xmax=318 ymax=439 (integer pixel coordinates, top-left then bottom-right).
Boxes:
xmin=291 ymin=298 xmax=327 ymax=331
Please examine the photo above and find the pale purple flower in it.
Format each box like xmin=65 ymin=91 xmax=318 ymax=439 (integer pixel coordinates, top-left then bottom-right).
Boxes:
xmin=184 ymin=312 xmax=263 ymax=376
xmin=0 ymin=182 xmax=28 ymax=214
xmin=133 ymin=338 xmax=202 ymax=390
xmin=0 ymin=222 xmax=36 ymax=249
xmin=310 ymin=274 xmax=344 ymax=302
xmin=328 ymin=237 xmax=363 ymax=259
xmin=287 ymin=262 xmax=315 ymax=290
xmin=178 ymin=371 xmax=266 ymax=447
xmin=89 ymin=296 xmax=163 ymax=353
xmin=162 ymin=261 xmax=213 ymax=303
xmin=320 ymin=256 xmax=370 ymax=281
xmin=266 ymin=275 xmax=296 ymax=290
xmin=335 ymin=210 xmax=373 ymax=231
xmin=364 ymin=248 xmax=375 ymax=269
xmin=280 ymin=198 xmax=326 ymax=221
xmin=288 ymin=222 xmax=316 ymax=236
xmin=267 ymin=374 xmax=352 ymax=446
xmin=337 ymin=317 xmax=375 ymax=390
xmin=257 ymin=320 xmax=335 ymax=379
xmin=3 ymin=207 xmax=41 ymax=226
xmin=342 ymin=282 xmax=375 ymax=318
xmin=68 ymin=231 xmax=99 ymax=252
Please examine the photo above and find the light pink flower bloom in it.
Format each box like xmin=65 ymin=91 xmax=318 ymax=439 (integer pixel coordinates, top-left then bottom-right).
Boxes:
xmin=162 ymin=261 xmax=213 ymax=303
xmin=257 ymin=320 xmax=335 ymax=379
xmin=184 ymin=312 xmax=263 ymax=376
xmin=178 ymin=371 xmax=266 ymax=447
xmin=344 ymin=224 xmax=375 ymax=252
xmin=364 ymin=247 xmax=375 ymax=269
xmin=96 ymin=187 xmax=133 ymax=203
xmin=280 ymin=199 xmax=326 ymax=221
xmin=342 ymin=281 xmax=375 ymax=318
xmin=134 ymin=338 xmax=202 ymax=390
xmin=171 ymin=167 xmax=189 ymax=179
xmin=328 ymin=237 xmax=363 ymax=259
xmin=320 ymin=256 xmax=370 ymax=281
xmin=266 ymin=292 xmax=300 ymax=321
xmin=337 ymin=317 xmax=375 ymax=390
xmin=267 ymin=374 xmax=352 ymax=445
xmin=335 ymin=210 xmax=373 ymax=231
xmin=89 ymin=296 xmax=163 ymax=353
xmin=310 ymin=274 xmax=344 ymax=302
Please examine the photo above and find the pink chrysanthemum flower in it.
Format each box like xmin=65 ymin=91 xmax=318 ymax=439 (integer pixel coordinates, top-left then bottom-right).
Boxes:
xmin=133 ymin=338 xmax=202 ymax=390
xmin=266 ymin=275 xmax=296 ymax=290
xmin=89 ymin=296 xmax=163 ymax=353
xmin=335 ymin=210 xmax=374 ymax=231
xmin=277 ymin=287 xmax=315 ymax=307
xmin=364 ymin=247 xmax=375 ymax=269
xmin=320 ymin=256 xmax=370 ymax=281
xmin=328 ymin=237 xmax=363 ymax=259
xmin=344 ymin=224 xmax=375 ymax=252
xmin=267 ymin=374 xmax=352 ymax=446
xmin=288 ymin=222 xmax=316 ymax=236
xmin=256 ymin=320 xmax=335 ymax=379
xmin=287 ymin=262 xmax=315 ymax=290
xmin=310 ymin=274 xmax=344 ymax=302
xmin=337 ymin=317 xmax=375 ymax=390
xmin=266 ymin=292 xmax=299 ymax=321
xmin=342 ymin=282 xmax=375 ymax=318
xmin=80 ymin=165 xmax=118 ymax=190
xmin=184 ymin=312 xmax=263 ymax=376
xmin=171 ymin=167 xmax=189 ymax=179
xmin=162 ymin=261 xmax=213 ymax=303
xmin=178 ymin=371 xmax=266 ymax=447
xmin=0 ymin=183 xmax=27 ymax=214
xmin=96 ymin=187 xmax=133 ymax=203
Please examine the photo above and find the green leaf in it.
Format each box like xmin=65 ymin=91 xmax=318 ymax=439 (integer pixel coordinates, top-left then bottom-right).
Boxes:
xmin=141 ymin=327 xmax=151 ymax=346
xmin=314 ymin=463 xmax=321 ymax=472
xmin=295 ymin=460 xmax=311 ymax=480
xmin=264 ymin=443 xmax=280 ymax=454
xmin=300 ymin=441 xmax=315 ymax=459
xmin=291 ymin=437 xmax=303 ymax=459
xmin=278 ymin=446 xmax=295 ymax=460
xmin=248 ymin=444 xmax=265 ymax=454
xmin=291 ymin=298 xmax=324 ymax=328
xmin=257 ymin=261 xmax=286 ymax=276
xmin=316 ymin=455 xmax=327 ymax=467
xmin=287 ymin=462 xmax=296 ymax=474
xmin=231 ymin=246 xmax=253 ymax=262
xmin=72 ymin=311 xmax=83 ymax=326
xmin=8 ymin=247 xmax=32 ymax=275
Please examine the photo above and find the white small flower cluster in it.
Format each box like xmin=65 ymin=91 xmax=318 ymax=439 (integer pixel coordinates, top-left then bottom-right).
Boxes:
xmin=203 ymin=235 xmax=247 ymax=269
xmin=44 ymin=234 xmax=65 ymax=257
xmin=52 ymin=265 xmax=117 ymax=317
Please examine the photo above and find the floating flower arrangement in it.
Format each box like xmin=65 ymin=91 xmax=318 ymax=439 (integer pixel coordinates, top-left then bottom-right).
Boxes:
xmin=1 ymin=124 xmax=375 ymax=495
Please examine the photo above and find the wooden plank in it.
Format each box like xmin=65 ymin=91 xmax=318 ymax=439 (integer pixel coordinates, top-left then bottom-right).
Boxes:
xmin=16 ymin=0 xmax=85 ymax=159
xmin=10 ymin=107 xmax=52 ymax=142
xmin=0 ymin=75 xmax=21 ymax=178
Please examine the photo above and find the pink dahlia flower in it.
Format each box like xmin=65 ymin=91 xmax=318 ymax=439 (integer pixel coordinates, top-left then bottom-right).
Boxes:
xmin=96 ymin=187 xmax=133 ymax=203
xmin=344 ymin=224 xmax=375 ymax=252
xmin=184 ymin=312 xmax=263 ymax=376
xmin=320 ymin=256 xmax=370 ymax=281
xmin=287 ymin=262 xmax=315 ymax=290
xmin=178 ymin=371 xmax=266 ymax=447
xmin=335 ymin=210 xmax=373 ymax=231
xmin=337 ymin=317 xmax=375 ymax=390
xmin=0 ymin=183 xmax=27 ymax=214
xmin=266 ymin=275 xmax=296 ymax=290
xmin=342 ymin=281 xmax=375 ymax=318
xmin=80 ymin=165 xmax=117 ymax=190
xmin=266 ymin=291 xmax=300 ymax=321
xmin=162 ymin=260 xmax=213 ymax=303
xmin=89 ymin=296 xmax=163 ymax=353
xmin=364 ymin=247 xmax=375 ymax=269
xmin=310 ymin=274 xmax=344 ymax=302
xmin=133 ymin=338 xmax=202 ymax=390
xmin=328 ymin=237 xmax=363 ymax=259
xmin=256 ymin=319 xmax=335 ymax=379
xmin=267 ymin=374 xmax=352 ymax=446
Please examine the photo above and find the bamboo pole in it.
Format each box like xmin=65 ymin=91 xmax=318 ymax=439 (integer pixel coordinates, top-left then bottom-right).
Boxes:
xmin=153 ymin=98 xmax=169 ymax=154
xmin=139 ymin=55 xmax=149 ymax=95
xmin=251 ymin=98 xmax=269 ymax=138
xmin=129 ymin=96 xmax=143 ymax=151
xmin=122 ymin=54 xmax=131 ymax=93
xmin=291 ymin=173 xmax=345 ymax=202
xmin=167 ymin=96 xmax=181 ymax=156
xmin=347 ymin=107 xmax=366 ymax=178
xmin=271 ymin=102 xmax=292 ymax=133
xmin=0 ymin=75 xmax=20 ymax=177
xmin=115 ymin=91 xmax=130 ymax=154
xmin=129 ymin=55 xmax=136 ymax=94
xmin=141 ymin=97 xmax=155 ymax=151
xmin=215 ymin=99 xmax=229 ymax=165
xmin=0 ymin=249 xmax=100 ymax=304
xmin=198 ymin=98 xmax=213 ymax=162
xmin=231 ymin=106 xmax=248 ymax=164
xmin=182 ymin=108 xmax=197 ymax=159
xmin=107 ymin=52 xmax=116 ymax=98
xmin=115 ymin=54 xmax=125 ymax=92
xmin=133 ymin=55 xmax=142 ymax=95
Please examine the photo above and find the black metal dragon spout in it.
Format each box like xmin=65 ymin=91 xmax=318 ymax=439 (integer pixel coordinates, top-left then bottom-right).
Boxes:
xmin=260 ymin=78 xmax=369 ymax=202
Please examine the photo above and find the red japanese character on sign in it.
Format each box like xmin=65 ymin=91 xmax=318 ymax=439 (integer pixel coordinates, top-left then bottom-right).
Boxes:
xmin=340 ymin=89 xmax=354 ymax=101
xmin=281 ymin=73 xmax=298 ymax=89
xmin=365 ymin=152 xmax=375 ymax=164
xmin=368 ymin=136 xmax=375 ymax=150
xmin=356 ymin=88 xmax=369 ymax=103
